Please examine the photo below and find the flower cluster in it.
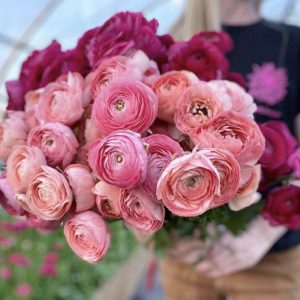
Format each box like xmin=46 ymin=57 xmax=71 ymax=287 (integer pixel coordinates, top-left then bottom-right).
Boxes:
xmin=1 ymin=12 xmax=265 ymax=263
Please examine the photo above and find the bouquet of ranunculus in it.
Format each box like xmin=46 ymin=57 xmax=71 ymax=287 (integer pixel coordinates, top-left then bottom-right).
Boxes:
xmin=1 ymin=12 xmax=269 ymax=263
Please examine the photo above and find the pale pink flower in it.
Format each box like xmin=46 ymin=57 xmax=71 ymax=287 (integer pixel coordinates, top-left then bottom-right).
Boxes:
xmin=64 ymin=211 xmax=111 ymax=263
xmin=64 ymin=164 xmax=96 ymax=212
xmin=119 ymin=188 xmax=164 ymax=234
xmin=24 ymin=89 xmax=43 ymax=129
xmin=7 ymin=145 xmax=46 ymax=193
xmin=88 ymin=130 xmax=148 ymax=189
xmin=91 ymin=80 xmax=158 ymax=135
xmin=27 ymin=122 xmax=79 ymax=168
xmin=0 ymin=111 xmax=27 ymax=162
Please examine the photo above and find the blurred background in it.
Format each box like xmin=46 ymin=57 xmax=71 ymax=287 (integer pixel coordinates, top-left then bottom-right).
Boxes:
xmin=0 ymin=0 xmax=300 ymax=299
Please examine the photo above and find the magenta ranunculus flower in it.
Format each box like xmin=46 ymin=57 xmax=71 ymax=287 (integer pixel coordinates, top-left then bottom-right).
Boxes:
xmin=119 ymin=188 xmax=164 ymax=234
xmin=157 ymin=150 xmax=220 ymax=217
xmin=262 ymin=185 xmax=300 ymax=229
xmin=27 ymin=122 xmax=79 ymax=168
xmin=88 ymin=130 xmax=148 ymax=189
xmin=92 ymin=80 xmax=158 ymax=135
xmin=259 ymin=121 xmax=297 ymax=176
xmin=141 ymin=134 xmax=184 ymax=199
xmin=64 ymin=211 xmax=111 ymax=264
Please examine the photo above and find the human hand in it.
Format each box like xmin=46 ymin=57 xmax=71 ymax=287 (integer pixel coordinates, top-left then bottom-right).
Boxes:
xmin=196 ymin=216 xmax=286 ymax=277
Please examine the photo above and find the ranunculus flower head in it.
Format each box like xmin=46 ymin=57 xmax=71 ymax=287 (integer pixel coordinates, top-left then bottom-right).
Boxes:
xmin=88 ymin=130 xmax=148 ymax=189
xmin=0 ymin=111 xmax=27 ymax=162
xmin=119 ymin=188 xmax=164 ymax=234
xmin=64 ymin=164 xmax=96 ymax=213
xmin=24 ymin=89 xmax=43 ymax=130
xmin=174 ymin=82 xmax=223 ymax=135
xmin=22 ymin=166 xmax=73 ymax=221
xmin=7 ymin=145 xmax=46 ymax=194
xmin=288 ymin=148 xmax=300 ymax=179
xmin=192 ymin=111 xmax=265 ymax=167
xmin=152 ymin=70 xmax=199 ymax=123
xmin=92 ymin=80 xmax=158 ymax=135
xmin=157 ymin=150 xmax=220 ymax=217
xmin=92 ymin=181 xmax=121 ymax=219
xmin=262 ymin=185 xmax=300 ymax=230
xmin=37 ymin=72 xmax=85 ymax=126
xmin=64 ymin=211 xmax=111 ymax=263
xmin=27 ymin=122 xmax=79 ymax=168
xmin=141 ymin=134 xmax=184 ymax=199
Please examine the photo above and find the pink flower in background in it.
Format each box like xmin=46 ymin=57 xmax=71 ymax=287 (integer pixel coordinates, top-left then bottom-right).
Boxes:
xmin=27 ymin=122 xmax=79 ymax=168
xmin=15 ymin=283 xmax=32 ymax=297
xmin=152 ymin=70 xmax=199 ymax=123
xmin=64 ymin=164 xmax=96 ymax=213
xmin=1 ymin=220 xmax=29 ymax=233
xmin=7 ymin=145 xmax=46 ymax=194
xmin=247 ymin=62 xmax=288 ymax=105
xmin=175 ymin=83 xmax=222 ymax=135
xmin=0 ymin=235 xmax=15 ymax=249
xmin=43 ymin=252 xmax=59 ymax=263
xmin=119 ymin=188 xmax=165 ymax=234
xmin=0 ymin=111 xmax=28 ymax=162
xmin=24 ymin=166 xmax=73 ymax=221
xmin=9 ymin=253 xmax=31 ymax=267
xmin=92 ymin=181 xmax=121 ymax=219
xmin=64 ymin=211 xmax=111 ymax=263
xmin=40 ymin=263 xmax=57 ymax=277
xmin=88 ymin=130 xmax=148 ymax=189
xmin=52 ymin=244 xmax=64 ymax=251
xmin=141 ymin=134 xmax=184 ymax=199
xmin=289 ymin=148 xmax=300 ymax=179
xmin=0 ymin=267 xmax=12 ymax=279
xmin=92 ymin=80 xmax=158 ymax=135
xmin=157 ymin=151 xmax=220 ymax=217
xmin=37 ymin=72 xmax=85 ymax=126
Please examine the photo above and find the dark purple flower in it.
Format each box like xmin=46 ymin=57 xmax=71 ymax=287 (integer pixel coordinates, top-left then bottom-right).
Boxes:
xmin=262 ymin=185 xmax=300 ymax=229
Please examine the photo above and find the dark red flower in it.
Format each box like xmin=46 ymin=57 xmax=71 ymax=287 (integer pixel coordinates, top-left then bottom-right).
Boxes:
xmin=196 ymin=31 xmax=233 ymax=53
xmin=262 ymin=185 xmax=300 ymax=229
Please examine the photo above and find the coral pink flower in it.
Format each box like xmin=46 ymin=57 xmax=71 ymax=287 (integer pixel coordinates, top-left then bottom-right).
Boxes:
xmin=192 ymin=111 xmax=265 ymax=167
xmin=152 ymin=70 xmax=199 ymax=123
xmin=119 ymin=188 xmax=164 ymax=234
xmin=21 ymin=166 xmax=73 ymax=221
xmin=175 ymin=82 xmax=222 ymax=135
xmin=64 ymin=164 xmax=96 ymax=213
xmin=64 ymin=211 xmax=111 ymax=263
xmin=37 ymin=72 xmax=85 ymax=126
xmin=88 ymin=130 xmax=148 ymax=189
xmin=141 ymin=134 xmax=184 ymax=199
xmin=0 ymin=111 xmax=27 ymax=162
xmin=91 ymin=80 xmax=158 ymax=135
xmin=7 ymin=145 xmax=46 ymax=194
xmin=157 ymin=151 xmax=220 ymax=217
xmin=27 ymin=122 xmax=79 ymax=168
xmin=92 ymin=181 xmax=121 ymax=219
xmin=15 ymin=283 xmax=32 ymax=297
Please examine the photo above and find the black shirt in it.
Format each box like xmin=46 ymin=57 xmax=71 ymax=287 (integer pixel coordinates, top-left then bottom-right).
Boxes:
xmin=223 ymin=20 xmax=300 ymax=251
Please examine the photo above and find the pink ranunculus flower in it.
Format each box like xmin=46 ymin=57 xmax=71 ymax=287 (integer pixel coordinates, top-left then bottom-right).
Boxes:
xmin=92 ymin=181 xmax=121 ymax=219
xmin=64 ymin=211 xmax=111 ymax=263
xmin=89 ymin=55 xmax=142 ymax=100
xmin=88 ymin=130 xmax=148 ymax=189
xmin=229 ymin=164 xmax=261 ymax=211
xmin=141 ymin=134 xmax=184 ymax=199
xmin=208 ymin=80 xmax=256 ymax=118
xmin=24 ymin=89 xmax=43 ymax=129
xmin=0 ymin=111 xmax=27 ymax=162
xmin=199 ymin=148 xmax=241 ymax=208
xmin=37 ymin=72 xmax=85 ymax=126
xmin=289 ymin=148 xmax=300 ymax=179
xmin=157 ymin=151 xmax=220 ymax=217
xmin=27 ymin=122 xmax=79 ymax=168
xmin=21 ymin=166 xmax=73 ymax=221
xmin=119 ymin=188 xmax=164 ymax=234
xmin=84 ymin=119 xmax=103 ymax=143
xmin=76 ymin=141 xmax=96 ymax=166
xmin=7 ymin=145 xmax=46 ymax=193
xmin=174 ymin=82 xmax=223 ymax=135
xmin=91 ymin=80 xmax=158 ymax=135
xmin=64 ymin=164 xmax=96 ymax=213
xmin=0 ymin=172 xmax=25 ymax=216
xmin=142 ymin=60 xmax=160 ymax=87
xmin=192 ymin=111 xmax=265 ymax=167
xmin=152 ymin=70 xmax=199 ymax=124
